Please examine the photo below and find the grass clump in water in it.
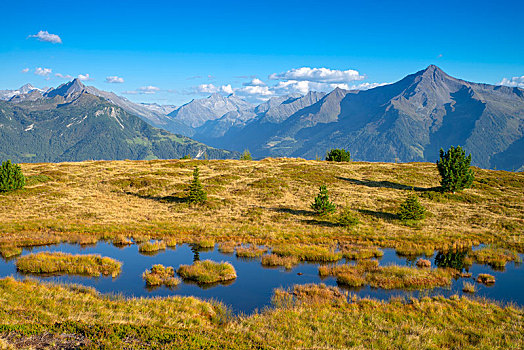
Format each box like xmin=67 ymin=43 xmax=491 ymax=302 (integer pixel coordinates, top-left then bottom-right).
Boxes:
xmin=16 ymin=252 xmax=121 ymax=277
xmin=476 ymin=273 xmax=496 ymax=284
xmin=319 ymin=261 xmax=454 ymax=290
xmin=138 ymin=241 xmax=166 ymax=254
xmin=195 ymin=238 xmax=215 ymax=249
xmin=218 ymin=242 xmax=237 ymax=254
xmin=0 ymin=246 xmax=22 ymax=259
xmin=469 ymin=246 xmax=521 ymax=269
xmin=112 ymin=235 xmax=132 ymax=246
xmin=236 ymin=245 xmax=268 ymax=258
xmin=142 ymin=264 xmax=181 ymax=287
xmin=463 ymin=281 xmax=476 ymax=293
xmin=177 ymin=260 xmax=237 ymax=284
xmin=261 ymin=254 xmax=300 ymax=269
xmin=341 ymin=245 xmax=383 ymax=260
xmin=272 ymin=244 xmax=342 ymax=262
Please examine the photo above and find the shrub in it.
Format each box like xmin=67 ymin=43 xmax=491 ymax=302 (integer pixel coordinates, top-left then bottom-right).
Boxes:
xmin=325 ymin=148 xmax=350 ymax=162
xmin=311 ymin=185 xmax=336 ymax=215
xmin=188 ymin=166 xmax=207 ymax=204
xmin=398 ymin=192 xmax=426 ymax=221
xmin=180 ymin=154 xmax=191 ymax=159
xmin=240 ymin=149 xmax=253 ymax=160
xmin=336 ymin=207 xmax=359 ymax=227
xmin=436 ymin=146 xmax=474 ymax=192
xmin=0 ymin=160 xmax=25 ymax=193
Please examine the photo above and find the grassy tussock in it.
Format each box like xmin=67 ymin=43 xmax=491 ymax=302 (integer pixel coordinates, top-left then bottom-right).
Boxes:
xmin=111 ymin=235 xmax=132 ymax=246
xmin=165 ymin=238 xmax=177 ymax=247
xmin=272 ymin=244 xmax=342 ymax=262
xmin=177 ymin=260 xmax=237 ymax=284
xmin=469 ymin=246 xmax=521 ymax=268
xmin=261 ymin=254 xmax=300 ymax=269
xmin=15 ymin=252 xmax=121 ymax=277
xmin=142 ymin=265 xmax=181 ymax=287
xmin=463 ymin=281 xmax=476 ymax=293
xmin=0 ymin=246 xmax=22 ymax=259
xmin=218 ymin=242 xmax=237 ymax=254
xmin=341 ymin=245 xmax=383 ymax=259
xmin=477 ymin=273 xmax=496 ymax=284
xmin=195 ymin=239 xmax=215 ymax=249
xmin=138 ymin=240 xmax=166 ymax=253
xmin=235 ymin=245 xmax=268 ymax=258
xmin=319 ymin=261 xmax=455 ymax=289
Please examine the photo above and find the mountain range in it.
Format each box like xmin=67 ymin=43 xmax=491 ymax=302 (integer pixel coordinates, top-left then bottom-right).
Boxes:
xmin=1 ymin=65 xmax=523 ymax=170
xmin=0 ymin=79 xmax=237 ymax=162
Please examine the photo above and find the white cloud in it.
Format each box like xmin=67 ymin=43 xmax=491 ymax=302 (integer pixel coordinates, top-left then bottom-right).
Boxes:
xmin=55 ymin=73 xmax=74 ymax=79
xmin=269 ymin=67 xmax=365 ymax=83
xmin=105 ymin=76 xmax=125 ymax=83
xmin=195 ymin=83 xmax=234 ymax=95
xmin=77 ymin=74 xmax=93 ymax=81
xmin=243 ymin=78 xmax=266 ymax=86
xmin=123 ymin=86 xmax=160 ymax=95
xmin=34 ymin=67 xmax=52 ymax=76
xmin=21 ymin=68 xmax=29 ymax=73
xmin=498 ymin=76 xmax=524 ymax=88
xmin=349 ymin=82 xmax=390 ymax=90
xmin=28 ymin=30 xmax=62 ymax=44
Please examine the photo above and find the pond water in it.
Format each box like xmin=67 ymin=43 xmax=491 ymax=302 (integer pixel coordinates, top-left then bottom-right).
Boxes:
xmin=0 ymin=242 xmax=522 ymax=314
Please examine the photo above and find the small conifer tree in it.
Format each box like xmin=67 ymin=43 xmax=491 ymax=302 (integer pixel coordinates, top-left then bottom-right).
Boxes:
xmin=240 ymin=149 xmax=252 ymax=160
xmin=398 ymin=192 xmax=426 ymax=221
xmin=311 ymin=185 xmax=336 ymax=215
xmin=0 ymin=160 xmax=25 ymax=193
xmin=325 ymin=148 xmax=351 ymax=162
xmin=188 ymin=166 xmax=207 ymax=204
xmin=437 ymin=146 xmax=474 ymax=193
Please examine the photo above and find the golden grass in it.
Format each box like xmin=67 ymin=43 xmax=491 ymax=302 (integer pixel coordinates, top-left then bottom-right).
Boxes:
xmin=272 ymin=244 xmax=342 ymax=262
xmin=469 ymin=246 xmax=521 ymax=268
xmin=0 ymin=159 xmax=521 ymax=254
xmin=261 ymin=254 xmax=300 ymax=269
xmin=463 ymin=281 xmax=476 ymax=293
xmin=0 ymin=279 xmax=522 ymax=349
xmin=138 ymin=240 xmax=166 ymax=253
xmin=142 ymin=264 xmax=181 ymax=287
xmin=0 ymin=277 xmax=220 ymax=327
xmin=340 ymin=245 xmax=383 ymax=259
xmin=319 ymin=261 xmax=455 ymax=289
xmin=235 ymin=245 xmax=268 ymax=258
xmin=15 ymin=252 xmax=122 ymax=277
xmin=177 ymin=260 xmax=237 ymax=284
xmin=0 ymin=246 xmax=22 ymax=259
xmin=477 ymin=273 xmax=496 ymax=284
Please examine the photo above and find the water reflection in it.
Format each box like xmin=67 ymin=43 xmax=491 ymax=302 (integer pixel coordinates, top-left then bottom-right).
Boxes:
xmin=0 ymin=242 xmax=522 ymax=314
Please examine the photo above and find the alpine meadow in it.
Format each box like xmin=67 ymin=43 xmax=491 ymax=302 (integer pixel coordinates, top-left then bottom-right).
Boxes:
xmin=0 ymin=1 xmax=523 ymax=349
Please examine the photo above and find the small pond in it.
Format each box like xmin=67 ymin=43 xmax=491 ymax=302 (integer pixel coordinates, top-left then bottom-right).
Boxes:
xmin=1 ymin=242 xmax=522 ymax=314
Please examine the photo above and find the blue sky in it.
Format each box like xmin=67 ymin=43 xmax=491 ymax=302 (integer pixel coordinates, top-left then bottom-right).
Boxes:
xmin=1 ymin=0 xmax=523 ymax=105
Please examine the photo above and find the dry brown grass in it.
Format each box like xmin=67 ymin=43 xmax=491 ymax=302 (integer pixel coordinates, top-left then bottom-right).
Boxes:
xmin=0 ymin=159 xmax=521 ymax=252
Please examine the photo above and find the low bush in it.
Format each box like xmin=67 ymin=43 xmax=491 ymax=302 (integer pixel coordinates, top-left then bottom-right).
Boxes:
xmin=398 ymin=192 xmax=426 ymax=221
xmin=325 ymin=148 xmax=350 ymax=162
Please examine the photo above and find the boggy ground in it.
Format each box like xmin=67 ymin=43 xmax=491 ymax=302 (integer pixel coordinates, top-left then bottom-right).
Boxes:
xmin=0 ymin=158 xmax=522 ymax=254
xmin=0 ymin=278 xmax=521 ymax=349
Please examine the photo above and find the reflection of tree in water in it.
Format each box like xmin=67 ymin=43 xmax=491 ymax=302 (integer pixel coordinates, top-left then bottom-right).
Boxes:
xmin=190 ymin=245 xmax=200 ymax=262
xmin=435 ymin=250 xmax=469 ymax=271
